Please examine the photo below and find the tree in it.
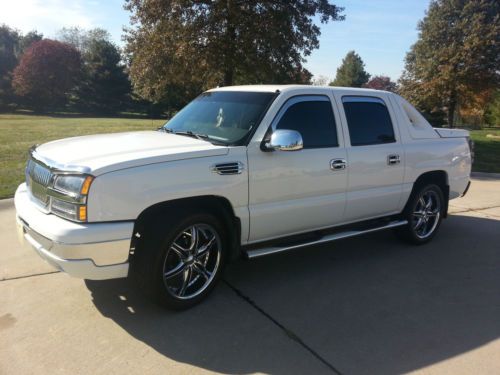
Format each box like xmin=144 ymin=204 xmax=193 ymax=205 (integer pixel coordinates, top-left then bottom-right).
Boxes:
xmin=0 ymin=25 xmax=20 ymax=76
xmin=330 ymin=51 xmax=370 ymax=87
xmin=18 ymin=31 xmax=43 ymax=54
xmin=57 ymin=27 xmax=110 ymax=55
xmin=457 ymin=88 xmax=495 ymax=127
xmin=399 ymin=0 xmax=499 ymax=128
xmin=484 ymin=90 xmax=500 ymax=126
xmin=0 ymin=26 xmax=44 ymax=110
xmin=12 ymin=40 xmax=81 ymax=111
xmin=124 ymin=0 xmax=344 ymax=107
xmin=312 ymin=75 xmax=331 ymax=86
xmin=364 ymin=75 xmax=397 ymax=92
xmin=0 ymin=25 xmax=20 ymax=109
xmin=57 ymin=27 xmax=131 ymax=113
xmin=77 ymin=38 xmax=131 ymax=113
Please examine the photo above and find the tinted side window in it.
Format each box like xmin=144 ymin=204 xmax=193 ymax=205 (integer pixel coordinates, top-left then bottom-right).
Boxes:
xmin=276 ymin=100 xmax=338 ymax=148
xmin=342 ymin=97 xmax=395 ymax=146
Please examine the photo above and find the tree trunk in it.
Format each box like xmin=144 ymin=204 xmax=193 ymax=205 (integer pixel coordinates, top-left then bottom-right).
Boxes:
xmin=447 ymin=101 xmax=456 ymax=128
xmin=447 ymin=90 xmax=457 ymax=128
xmin=223 ymin=68 xmax=234 ymax=87
xmin=223 ymin=0 xmax=235 ymax=87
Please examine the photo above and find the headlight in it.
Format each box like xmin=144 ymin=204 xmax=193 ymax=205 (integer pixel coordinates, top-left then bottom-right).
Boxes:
xmin=54 ymin=175 xmax=87 ymax=195
xmin=49 ymin=174 xmax=93 ymax=222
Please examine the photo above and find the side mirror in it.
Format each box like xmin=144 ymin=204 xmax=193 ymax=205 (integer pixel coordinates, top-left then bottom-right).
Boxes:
xmin=265 ymin=129 xmax=303 ymax=151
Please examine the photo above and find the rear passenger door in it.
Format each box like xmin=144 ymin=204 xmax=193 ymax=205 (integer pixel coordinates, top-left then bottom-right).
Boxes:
xmin=335 ymin=94 xmax=404 ymax=222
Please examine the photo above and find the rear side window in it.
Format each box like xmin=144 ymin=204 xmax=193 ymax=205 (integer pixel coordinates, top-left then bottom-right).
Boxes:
xmin=276 ymin=98 xmax=338 ymax=148
xmin=342 ymin=96 xmax=395 ymax=146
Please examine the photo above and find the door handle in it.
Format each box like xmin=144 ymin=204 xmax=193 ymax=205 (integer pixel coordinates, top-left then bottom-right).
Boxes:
xmin=330 ymin=158 xmax=347 ymax=170
xmin=387 ymin=154 xmax=401 ymax=165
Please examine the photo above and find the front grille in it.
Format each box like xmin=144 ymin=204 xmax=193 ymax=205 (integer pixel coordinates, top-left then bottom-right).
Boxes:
xmin=26 ymin=158 xmax=53 ymax=206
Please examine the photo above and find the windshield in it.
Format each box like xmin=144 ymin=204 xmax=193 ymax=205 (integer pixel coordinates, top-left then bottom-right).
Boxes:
xmin=162 ymin=91 xmax=277 ymax=145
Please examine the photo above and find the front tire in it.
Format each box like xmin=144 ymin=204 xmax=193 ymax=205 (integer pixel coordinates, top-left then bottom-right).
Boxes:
xmin=131 ymin=211 xmax=227 ymax=310
xmin=396 ymin=184 xmax=444 ymax=244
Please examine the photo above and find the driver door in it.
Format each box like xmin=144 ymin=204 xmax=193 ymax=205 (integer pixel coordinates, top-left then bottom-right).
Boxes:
xmin=246 ymin=94 xmax=348 ymax=243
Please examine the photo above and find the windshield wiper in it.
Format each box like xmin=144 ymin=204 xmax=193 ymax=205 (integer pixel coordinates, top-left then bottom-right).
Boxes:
xmin=158 ymin=127 xmax=173 ymax=133
xmin=159 ymin=128 xmax=225 ymax=145
xmin=170 ymin=130 xmax=209 ymax=141
xmin=181 ymin=131 xmax=207 ymax=140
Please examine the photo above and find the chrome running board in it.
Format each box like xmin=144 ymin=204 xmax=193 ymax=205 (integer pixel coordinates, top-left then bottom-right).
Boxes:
xmin=245 ymin=220 xmax=408 ymax=259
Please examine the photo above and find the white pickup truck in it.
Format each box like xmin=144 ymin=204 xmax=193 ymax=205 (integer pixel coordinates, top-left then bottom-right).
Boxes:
xmin=15 ymin=85 xmax=472 ymax=309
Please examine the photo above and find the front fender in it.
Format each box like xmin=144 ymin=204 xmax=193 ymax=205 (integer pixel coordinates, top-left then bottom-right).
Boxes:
xmin=86 ymin=147 xmax=249 ymax=238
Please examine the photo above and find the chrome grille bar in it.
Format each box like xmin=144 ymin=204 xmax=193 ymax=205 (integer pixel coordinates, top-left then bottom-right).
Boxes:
xmin=26 ymin=158 xmax=53 ymax=206
xmin=31 ymin=160 xmax=52 ymax=185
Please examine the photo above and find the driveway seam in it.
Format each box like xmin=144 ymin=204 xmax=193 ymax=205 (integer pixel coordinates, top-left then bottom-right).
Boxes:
xmin=450 ymin=204 xmax=500 ymax=216
xmin=223 ymin=280 xmax=343 ymax=375
xmin=0 ymin=270 xmax=60 ymax=282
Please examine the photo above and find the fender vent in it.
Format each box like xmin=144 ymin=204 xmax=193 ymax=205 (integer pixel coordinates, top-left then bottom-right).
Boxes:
xmin=211 ymin=162 xmax=244 ymax=175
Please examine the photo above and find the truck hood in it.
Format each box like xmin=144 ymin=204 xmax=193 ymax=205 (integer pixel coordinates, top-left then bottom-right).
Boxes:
xmin=33 ymin=131 xmax=229 ymax=175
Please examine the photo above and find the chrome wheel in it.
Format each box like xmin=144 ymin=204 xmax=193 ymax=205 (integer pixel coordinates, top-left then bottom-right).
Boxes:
xmin=162 ymin=224 xmax=221 ymax=300
xmin=412 ymin=190 xmax=441 ymax=239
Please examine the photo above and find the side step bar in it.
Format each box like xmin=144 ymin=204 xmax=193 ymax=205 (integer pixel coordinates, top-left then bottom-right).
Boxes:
xmin=245 ymin=220 xmax=408 ymax=259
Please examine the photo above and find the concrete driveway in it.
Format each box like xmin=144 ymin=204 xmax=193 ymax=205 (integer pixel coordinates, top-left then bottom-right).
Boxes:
xmin=1 ymin=177 xmax=499 ymax=375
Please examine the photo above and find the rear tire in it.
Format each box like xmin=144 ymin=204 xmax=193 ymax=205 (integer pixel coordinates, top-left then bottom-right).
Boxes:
xmin=130 ymin=210 xmax=227 ymax=310
xmin=395 ymin=183 xmax=444 ymax=245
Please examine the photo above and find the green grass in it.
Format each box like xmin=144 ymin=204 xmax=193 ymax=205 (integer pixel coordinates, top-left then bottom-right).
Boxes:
xmin=0 ymin=114 xmax=499 ymax=199
xmin=469 ymin=128 xmax=500 ymax=174
xmin=0 ymin=113 xmax=165 ymax=199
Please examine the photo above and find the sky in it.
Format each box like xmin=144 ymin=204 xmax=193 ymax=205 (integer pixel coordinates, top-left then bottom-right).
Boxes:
xmin=1 ymin=0 xmax=430 ymax=81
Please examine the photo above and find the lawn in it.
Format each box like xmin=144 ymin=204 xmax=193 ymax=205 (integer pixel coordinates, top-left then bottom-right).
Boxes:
xmin=0 ymin=114 xmax=498 ymax=199
xmin=469 ymin=128 xmax=500 ymax=174
xmin=0 ymin=113 xmax=165 ymax=199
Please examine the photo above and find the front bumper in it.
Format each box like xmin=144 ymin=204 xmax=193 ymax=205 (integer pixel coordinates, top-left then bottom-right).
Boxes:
xmin=15 ymin=183 xmax=134 ymax=280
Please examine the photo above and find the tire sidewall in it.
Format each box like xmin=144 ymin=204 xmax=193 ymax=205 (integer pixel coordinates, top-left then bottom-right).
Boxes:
xmin=134 ymin=211 xmax=228 ymax=310
xmin=405 ymin=184 xmax=444 ymax=244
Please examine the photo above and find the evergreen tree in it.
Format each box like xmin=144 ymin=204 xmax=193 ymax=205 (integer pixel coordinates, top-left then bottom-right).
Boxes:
xmin=0 ymin=25 xmax=43 ymax=109
xmin=0 ymin=25 xmax=20 ymax=109
xmin=330 ymin=51 xmax=370 ymax=87
xmin=485 ymin=90 xmax=500 ymax=126
xmin=57 ymin=28 xmax=131 ymax=113
xmin=77 ymin=38 xmax=131 ymax=113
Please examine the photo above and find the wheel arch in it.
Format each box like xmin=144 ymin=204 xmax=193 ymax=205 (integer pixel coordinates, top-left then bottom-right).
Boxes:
xmin=407 ymin=170 xmax=450 ymax=217
xmin=132 ymin=195 xmax=242 ymax=260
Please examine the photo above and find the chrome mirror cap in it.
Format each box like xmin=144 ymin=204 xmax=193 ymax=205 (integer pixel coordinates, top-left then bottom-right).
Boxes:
xmin=266 ymin=129 xmax=303 ymax=151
